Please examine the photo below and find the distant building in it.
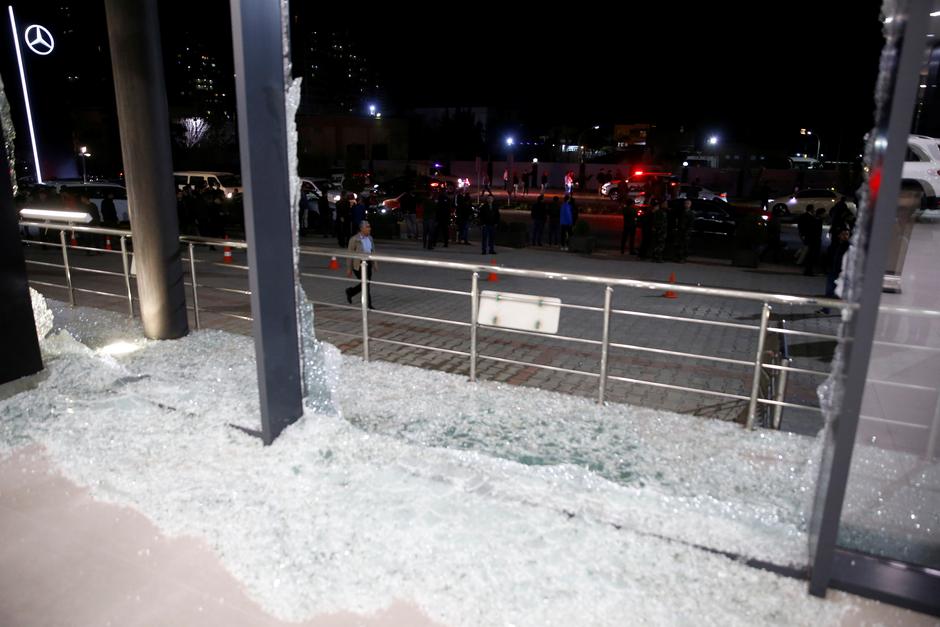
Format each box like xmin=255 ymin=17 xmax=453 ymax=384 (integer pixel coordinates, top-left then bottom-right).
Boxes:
xmin=614 ymin=123 xmax=656 ymax=149
xmin=290 ymin=8 xmax=381 ymax=115
xmin=296 ymin=115 xmax=408 ymax=173
xmin=168 ymin=42 xmax=231 ymax=121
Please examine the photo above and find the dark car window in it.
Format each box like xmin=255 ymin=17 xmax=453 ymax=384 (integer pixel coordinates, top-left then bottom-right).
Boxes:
xmin=174 ymin=175 xmax=188 ymax=186
xmin=905 ymin=147 xmax=922 ymax=162
xmin=218 ymin=175 xmax=241 ymax=187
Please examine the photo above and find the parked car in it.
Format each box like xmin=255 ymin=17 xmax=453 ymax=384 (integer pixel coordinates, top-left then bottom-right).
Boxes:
xmin=57 ymin=182 xmax=130 ymax=222
xmin=601 ymin=171 xmax=678 ymax=203
xmin=687 ymin=199 xmax=736 ymax=236
xmin=767 ymin=188 xmax=856 ymax=217
xmin=678 ymin=184 xmax=728 ymax=202
xmin=902 ymin=134 xmax=940 ymax=208
xmin=174 ymin=171 xmax=242 ymax=199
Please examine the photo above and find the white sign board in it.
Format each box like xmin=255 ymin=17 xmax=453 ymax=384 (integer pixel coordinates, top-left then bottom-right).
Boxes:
xmin=477 ymin=290 xmax=561 ymax=334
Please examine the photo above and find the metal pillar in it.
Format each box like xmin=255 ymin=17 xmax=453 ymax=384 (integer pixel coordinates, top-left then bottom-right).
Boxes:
xmin=104 ymin=0 xmax=188 ymax=340
xmin=598 ymin=286 xmax=613 ymax=403
xmin=746 ymin=302 xmax=772 ymax=430
xmin=808 ymin=0 xmax=929 ymax=598
xmin=0 ymin=118 xmax=43 ymax=384
xmin=229 ymin=0 xmax=303 ymax=445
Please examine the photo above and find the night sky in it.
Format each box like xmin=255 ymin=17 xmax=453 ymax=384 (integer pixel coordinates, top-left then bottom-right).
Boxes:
xmin=1 ymin=0 xmax=885 ymax=178
xmin=365 ymin=1 xmax=884 ymax=151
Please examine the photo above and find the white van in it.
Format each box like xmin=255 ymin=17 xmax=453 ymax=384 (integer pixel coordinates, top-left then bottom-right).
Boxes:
xmin=57 ymin=182 xmax=130 ymax=222
xmin=174 ymin=171 xmax=242 ymax=199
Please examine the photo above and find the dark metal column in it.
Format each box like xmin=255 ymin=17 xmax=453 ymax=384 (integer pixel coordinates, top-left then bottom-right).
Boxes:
xmin=104 ymin=0 xmax=188 ymax=340
xmin=229 ymin=0 xmax=303 ymax=444
xmin=0 ymin=128 xmax=42 ymax=384
xmin=808 ymin=0 xmax=928 ymax=597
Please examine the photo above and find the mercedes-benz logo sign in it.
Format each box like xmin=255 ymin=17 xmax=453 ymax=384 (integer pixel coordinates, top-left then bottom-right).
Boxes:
xmin=24 ymin=24 xmax=54 ymax=56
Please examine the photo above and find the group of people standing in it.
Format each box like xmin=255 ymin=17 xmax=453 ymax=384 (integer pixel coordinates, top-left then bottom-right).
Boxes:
xmin=176 ymin=181 xmax=227 ymax=243
xmin=619 ymin=198 xmax=693 ymax=263
xmin=528 ymin=194 xmax=578 ymax=250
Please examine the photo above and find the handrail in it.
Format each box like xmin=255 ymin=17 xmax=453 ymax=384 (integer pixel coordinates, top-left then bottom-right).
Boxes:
xmin=20 ymin=219 xmax=901 ymax=428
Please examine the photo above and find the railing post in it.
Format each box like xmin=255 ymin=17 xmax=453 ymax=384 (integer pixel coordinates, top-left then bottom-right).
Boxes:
xmin=120 ymin=235 xmax=134 ymax=317
xmin=360 ymin=258 xmax=370 ymax=361
xmin=772 ymin=357 xmax=790 ymax=430
xmin=598 ymin=285 xmax=613 ymax=403
xmin=470 ymin=271 xmax=479 ymax=381
xmin=188 ymin=242 xmax=200 ymax=330
xmin=746 ymin=302 xmax=772 ymax=429
xmin=59 ymin=229 xmax=75 ymax=306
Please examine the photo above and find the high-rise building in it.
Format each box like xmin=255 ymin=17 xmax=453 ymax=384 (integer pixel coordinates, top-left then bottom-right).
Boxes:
xmin=290 ymin=10 xmax=381 ymax=115
xmin=168 ymin=41 xmax=231 ymax=121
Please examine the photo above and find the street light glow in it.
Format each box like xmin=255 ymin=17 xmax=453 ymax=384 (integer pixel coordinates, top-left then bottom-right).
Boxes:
xmin=20 ymin=208 xmax=93 ymax=222
xmin=9 ymin=6 xmax=42 ymax=183
xmin=505 ymin=136 xmax=514 ymax=146
xmin=368 ymin=103 xmax=376 ymax=114
xmin=593 ymin=125 xmax=600 ymax=130
xmin=708 ymin=136 xmax=719 ymax=146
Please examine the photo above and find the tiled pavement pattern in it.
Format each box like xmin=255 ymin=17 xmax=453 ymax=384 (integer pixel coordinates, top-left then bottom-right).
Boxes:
xmin=21 ymin=233 xmax=842 ymax=434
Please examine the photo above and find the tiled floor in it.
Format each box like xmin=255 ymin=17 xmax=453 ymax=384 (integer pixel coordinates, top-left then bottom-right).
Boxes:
xmin=0 ymin=445 xmax=440 ymax=627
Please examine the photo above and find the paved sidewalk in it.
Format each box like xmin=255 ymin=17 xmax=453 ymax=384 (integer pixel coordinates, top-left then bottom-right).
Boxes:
xmin=21 ymin=235 xmax=840 ymax=434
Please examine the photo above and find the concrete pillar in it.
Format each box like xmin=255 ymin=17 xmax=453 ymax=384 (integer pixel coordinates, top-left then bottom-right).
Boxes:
xmin=104 ymin=0 xmax=188 ymax=339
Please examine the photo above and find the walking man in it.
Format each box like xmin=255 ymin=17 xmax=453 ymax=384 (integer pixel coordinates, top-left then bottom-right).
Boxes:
xmin=345 ymin=220 xmax=377 ymax=309
xmin=422 ymin=195 xmax=437 ymax=250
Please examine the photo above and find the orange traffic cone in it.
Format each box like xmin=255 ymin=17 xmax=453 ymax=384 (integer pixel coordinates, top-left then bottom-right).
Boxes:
xmin=663 ymin=272 xmax=678 ymax=299
xmin=223 ymin=236 xmax=233 ymax=264
xmin=328 ymin=256 xmax=340 ymax=270
xmin=487 ymin=259 xmax=499 ymax=282
xmin=70 ymin=231 xmax=78 ymax=247
xmin=104 ymin=236 xmax=113 ymax=251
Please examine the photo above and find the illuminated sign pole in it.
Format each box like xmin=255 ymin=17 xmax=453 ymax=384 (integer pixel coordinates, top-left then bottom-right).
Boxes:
xmin=7 ymin=7 xmax=53 ymax=184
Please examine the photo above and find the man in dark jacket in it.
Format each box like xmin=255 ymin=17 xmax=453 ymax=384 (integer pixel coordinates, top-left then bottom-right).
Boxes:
xmin=620 ymin=199 xmax=638 ymax=255
xmin=455 ymin=190 xmax=472 ymax=244
xmin=799 ymin=207 xmax=825 ymax=276
xmin=479 ymin=196 xmax=499 ymax=255
xmin=335 ymin=193 xmax=352 ymax=248
xmin=530 ymin=194 xmax=547 ymax=246
xmin=435 ymin=191 xmax=451 ymax=248
xmin=100 ymin=191 xmax=118 ymax=226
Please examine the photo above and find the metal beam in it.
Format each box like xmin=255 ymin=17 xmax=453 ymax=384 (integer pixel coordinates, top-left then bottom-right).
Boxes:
xmin=808 ymin=0 xmax=929 ymax=597
xmin=0 ymin=119 xmax=42 ymax=384
xmin=104 ymin=0 xmax=188 ymax=340
xmin=229 ymin=0 xmax=303 ymax=444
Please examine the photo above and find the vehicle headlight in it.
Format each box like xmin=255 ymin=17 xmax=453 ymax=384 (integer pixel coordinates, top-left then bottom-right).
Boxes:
xmin=380 ymin=208 xmax=387 ymax=214
xmin=226 ymin=192 xmax=233 ymax=199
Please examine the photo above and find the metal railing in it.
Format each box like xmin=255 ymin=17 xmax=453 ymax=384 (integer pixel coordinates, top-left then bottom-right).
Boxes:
xmin=20 ymin=220 xmax=856 ymax=429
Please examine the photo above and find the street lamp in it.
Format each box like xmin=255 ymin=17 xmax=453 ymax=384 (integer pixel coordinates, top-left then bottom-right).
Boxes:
xmin=368 ymin=103 xmax=376 ymax=115
xmin=708 ymin=135 xmax=719 ymax=146
xmin=79 ymin=146 xmax=91 ymax=184
xmin=800 ymin=128 xmax=821 ymax=161
xmin=505 ymin=136 xmax=515 ymax=198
